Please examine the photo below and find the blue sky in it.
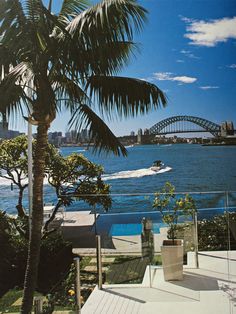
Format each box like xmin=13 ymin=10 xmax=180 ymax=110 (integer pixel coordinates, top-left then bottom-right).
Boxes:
xmin=13 ymin=0 xmax=236 ymax=136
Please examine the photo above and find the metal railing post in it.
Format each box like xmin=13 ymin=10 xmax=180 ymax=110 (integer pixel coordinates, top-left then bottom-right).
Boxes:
xmin=74 ymin=257 xmax=81 ymax=314
xmin=194 ymin=212 xmax=199 ymax=268
xmin=96 ymin=235 xmax=103 ymax=289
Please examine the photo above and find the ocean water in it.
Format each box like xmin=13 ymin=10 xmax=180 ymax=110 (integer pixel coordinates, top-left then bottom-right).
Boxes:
xmin=1 ymin=144 xmax=236 ymax=215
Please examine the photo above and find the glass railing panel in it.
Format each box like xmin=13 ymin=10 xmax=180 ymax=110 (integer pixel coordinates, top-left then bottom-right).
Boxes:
xmin=226 ymin=205 xmax=236 ymax=314
xmin=98 ymin=211 xmax=145 ymax=285
xmin=196 ymin=194 xmax=232 ymax=314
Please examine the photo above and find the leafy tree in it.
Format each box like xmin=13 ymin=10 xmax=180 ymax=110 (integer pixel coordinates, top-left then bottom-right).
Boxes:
xmin=153 ymin=182 xmax=197 ymax=243
xmin=0 ymin=135 xmax=111 ymax=236
xmin=0 ymin=0 xmax=167 ymax=311
xmin=44 ymin=150 xmax=111 ymax=235
xmin=0 ymin=136 xmax=28 ymax=217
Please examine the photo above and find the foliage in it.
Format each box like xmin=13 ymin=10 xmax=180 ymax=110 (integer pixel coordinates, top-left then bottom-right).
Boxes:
xmin=0 ymin=136 xmax=57 ymax=218
xmin=0 ymin=289 xmax=44 ymax=313
xmin=170 ymin=212 xmax=236 ymax=252
xmin=38 ymin=233 xmax=74 ymax=293
xmin=0 ymin=289 xmax=25 ymax=313
xmin=0 ymin=136 xmax=29 ymax=217
xmin=197 ymin=212 xmax=236 ymax=251
xmin=42 ymin=259 xmax=94 ymax=312
xmin=0 ymin=210 xmax=73 ymax=297
xmin=46 ymin=150 xmax=111 ymax=210
xmin=0 ymin=211 xmax=28 ymax=297
xmin=153 ymin=182 xmax=197 ymax=243
xmin=0 ymin=136 xmax=111 ymax=235
xmin=44 ymin=148 xmax=112 ymax=233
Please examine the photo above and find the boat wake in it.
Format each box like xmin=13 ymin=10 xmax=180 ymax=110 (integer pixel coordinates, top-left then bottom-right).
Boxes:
xmin=102 ymin=166 xmax=172 ymax=180
xmin=0 ymin=171 xmax=49 ymax=187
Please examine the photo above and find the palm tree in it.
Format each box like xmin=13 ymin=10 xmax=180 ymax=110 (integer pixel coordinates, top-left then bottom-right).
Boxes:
xmin=0 ymin=0 xmax=167 ymax=312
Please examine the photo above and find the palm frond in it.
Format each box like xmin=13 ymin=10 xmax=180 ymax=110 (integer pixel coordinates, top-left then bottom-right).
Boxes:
xmin=58 ymin=0 xmax=89 ymax=25
xmin=0 ymin=45 xmax=16 ymax=70
xmin=67 ymin=0 xmax=147 ymax=41
xmin=0 ymin=78 xmax=28 ymax=121
xmin=53 ymin=75 xmax=89 ymax=113
xmin=87 ymin=76 xmax=167 ymax=120
xmin=24 ymin=0 xmax=44 ymax=21
xmin=69 ymin=104 xmax=127 ymax=156
xmin=0 ymin=0 xmax=25 ymax=33
xmin=8 ymin=62 xmax=35 ymax=85
xmin=83 ymin=41 xmax=138 ymax=76
xmin=53 ymin=0 xmax=146 ymax=78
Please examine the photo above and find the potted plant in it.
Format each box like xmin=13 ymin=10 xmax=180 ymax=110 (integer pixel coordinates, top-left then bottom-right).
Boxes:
xmin=153 ymin=182 xmax=196 ymax=281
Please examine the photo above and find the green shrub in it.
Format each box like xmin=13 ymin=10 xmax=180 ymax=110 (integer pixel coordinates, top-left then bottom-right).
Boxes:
xmin=198 ymin=212 xmax=236 ymax=251
xmin=0 ymin=210 xmax=73 ymax=297
xmin=173 ymin=212 xmax=236 ymax=252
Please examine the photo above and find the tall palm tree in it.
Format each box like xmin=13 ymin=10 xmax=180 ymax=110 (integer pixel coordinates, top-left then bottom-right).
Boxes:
xmin=0 ymin=0 xmax=167 ymax=312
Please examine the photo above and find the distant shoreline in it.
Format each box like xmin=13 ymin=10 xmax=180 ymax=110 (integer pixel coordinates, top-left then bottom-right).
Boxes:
xmin=202 ymin=143 xmax=236 ymax=146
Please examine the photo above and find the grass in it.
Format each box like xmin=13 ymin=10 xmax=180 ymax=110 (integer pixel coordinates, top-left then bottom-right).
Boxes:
xmin=105 ymin=255 xmax=150 ymax=284
xmin=80 ymin=256 xmax=92 ymax=269
xmin=152 ymin=254 xmax=162 ymax=265
xmin=0 ymin=288 xmax=76 ymax=313
xmin=0 ymin=288 xmax=43 ymax=313
xmin=0 ymin=288 xmax=23 ymax=313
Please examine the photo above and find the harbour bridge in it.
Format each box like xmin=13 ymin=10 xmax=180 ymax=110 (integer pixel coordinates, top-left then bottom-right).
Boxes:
xmin=149 ymin=116 xmax=223 ymax=137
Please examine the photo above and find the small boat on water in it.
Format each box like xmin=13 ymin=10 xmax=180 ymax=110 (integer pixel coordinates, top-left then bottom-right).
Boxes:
xmin=150 ymin=160 xmax=165 ymax=171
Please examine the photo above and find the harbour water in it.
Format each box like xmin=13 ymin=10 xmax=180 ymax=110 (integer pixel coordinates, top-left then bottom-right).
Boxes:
xmin=0 ymin=144 xmax=236 ymax=214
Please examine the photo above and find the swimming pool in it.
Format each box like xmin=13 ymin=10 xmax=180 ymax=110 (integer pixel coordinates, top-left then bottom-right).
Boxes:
xmin=95 ymin=207 xmax=235 ymax=237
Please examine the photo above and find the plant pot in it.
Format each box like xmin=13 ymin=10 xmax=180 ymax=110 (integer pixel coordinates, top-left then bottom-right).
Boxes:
xmin=161 ymin=239 xmax=184 ymax=281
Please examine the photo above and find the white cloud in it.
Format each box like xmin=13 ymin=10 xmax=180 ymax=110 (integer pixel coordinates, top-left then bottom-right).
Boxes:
xmin=176 ymin=59 xmax=185 ymax=63
xmin=180 ymin=49 xmax=199 ymax=59
xmin=153 ymin=72 xmax=173 ymax=81
xmin=140 ymin=77 xmax=154 ymax=82
xmin=199 ymin=86 xmax=219 ymax=90
xmin=173 ymin=76 xmax=197 ymax=83
xmin=153 ymin=72 xmax=197 ymax=84
xmin=182 ymin=16 xmax=236 ymax=47
xmin=229 ymin=64 xmax=236 ymax=68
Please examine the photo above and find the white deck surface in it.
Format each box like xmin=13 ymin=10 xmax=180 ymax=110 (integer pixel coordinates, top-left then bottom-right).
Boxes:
xmin=82 ymin=250 xmax=236 ymax=314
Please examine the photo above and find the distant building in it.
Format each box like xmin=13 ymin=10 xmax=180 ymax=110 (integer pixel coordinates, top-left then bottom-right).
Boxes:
xmin=144 ymin=128 xmax=150 ymax=135
xmin=137 ymin=128 xmax=143 ymax=144
xmin=0 ymin=115 xmax=23 ymax=139
xmin=130 ymin=131 xmax=135 ymax=136
xmin=79 ymin=129 xmax=90 ymax=142
xmin=221 ymin=121 xmax=234 ymax=137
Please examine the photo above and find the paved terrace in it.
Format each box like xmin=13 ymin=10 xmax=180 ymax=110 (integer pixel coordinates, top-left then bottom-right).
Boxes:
xmin=81 ymin=251 xmax=236 ymax=314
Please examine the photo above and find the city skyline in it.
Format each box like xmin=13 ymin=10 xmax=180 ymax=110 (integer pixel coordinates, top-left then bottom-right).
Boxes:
xmin=6 ymin=0 xmax=236 ymax=137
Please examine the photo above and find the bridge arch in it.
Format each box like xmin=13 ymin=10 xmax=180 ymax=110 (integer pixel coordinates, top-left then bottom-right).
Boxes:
xmin=149 ymin=116 xmax=221 ymax=137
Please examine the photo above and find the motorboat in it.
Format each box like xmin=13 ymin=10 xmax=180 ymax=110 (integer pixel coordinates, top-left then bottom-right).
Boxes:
xmin=150 ymin=160 xmax=164 ymax=171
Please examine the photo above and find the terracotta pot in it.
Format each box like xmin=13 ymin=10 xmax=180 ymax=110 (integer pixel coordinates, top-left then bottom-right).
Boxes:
xmin=161 ymin=239 xmax=184 ymax=281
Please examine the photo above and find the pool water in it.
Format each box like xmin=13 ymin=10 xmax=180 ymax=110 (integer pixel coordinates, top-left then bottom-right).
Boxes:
xmin=109 ymin=222 xmax=166 ymax=236
xmin=94 ymin=208 xmax=235 ymax=237
xmin=109 ymin=224 xmax=142 ymax=236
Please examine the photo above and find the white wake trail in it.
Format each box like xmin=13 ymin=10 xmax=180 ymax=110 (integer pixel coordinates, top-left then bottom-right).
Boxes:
xmin=102 ymin=166 xmax=172 ymax=180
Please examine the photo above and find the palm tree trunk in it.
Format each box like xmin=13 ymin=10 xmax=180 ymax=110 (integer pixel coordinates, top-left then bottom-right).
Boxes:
xmin=21 ymin=123 xmax=49 ymax=314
